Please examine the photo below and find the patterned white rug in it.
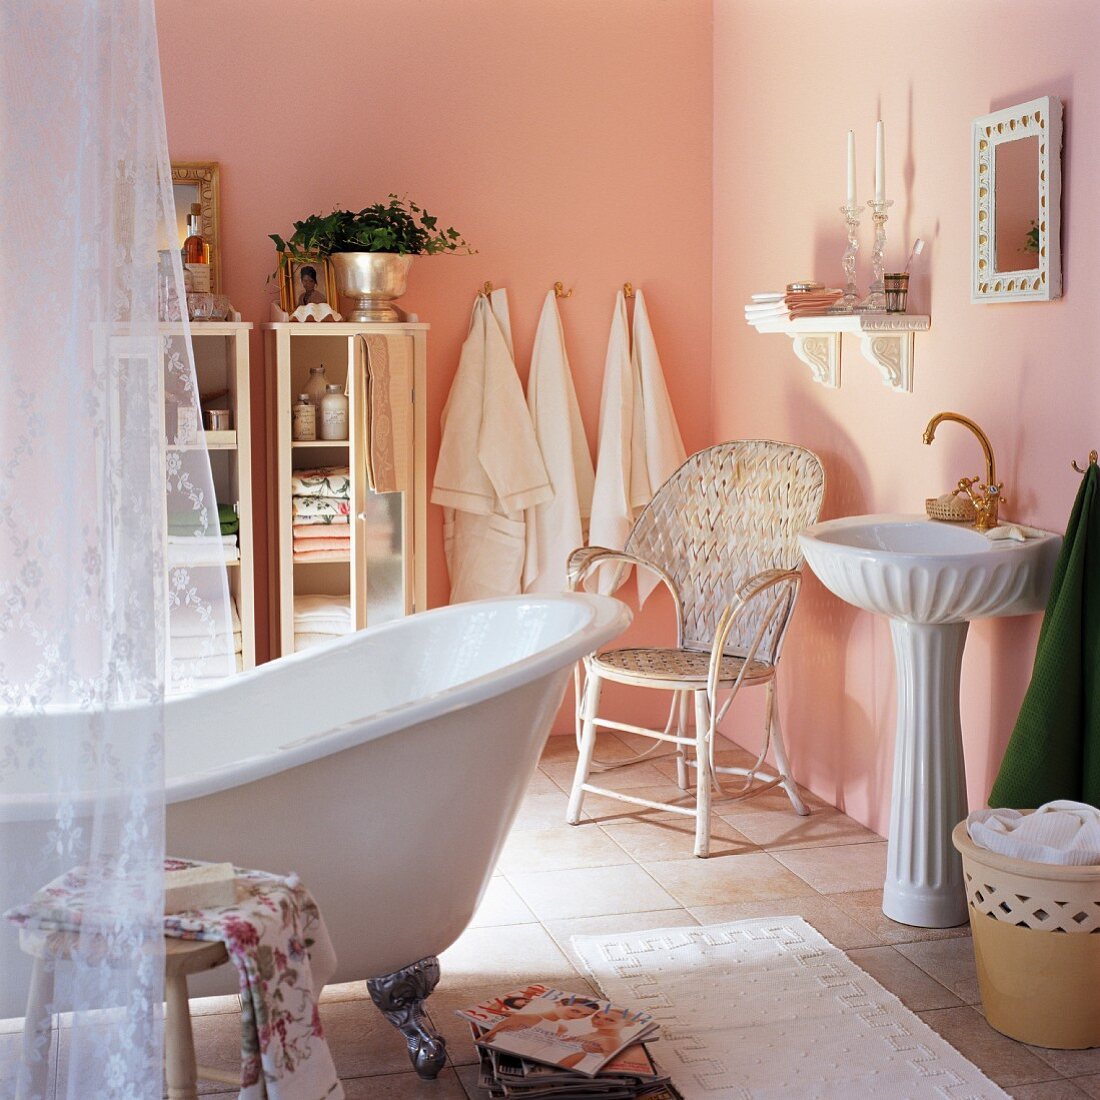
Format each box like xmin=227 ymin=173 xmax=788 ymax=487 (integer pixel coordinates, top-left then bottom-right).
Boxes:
xmin=571 ymin=917 xmax=1008 ymax=1100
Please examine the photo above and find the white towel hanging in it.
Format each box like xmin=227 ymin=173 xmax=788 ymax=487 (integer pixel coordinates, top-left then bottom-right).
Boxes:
xmin=588 ymin=286 xmax=686 ymax=601
xmin=631 ymin=288 xmax=687 ymax=603
xmin=523 ymin=291 xmax=595 ymax=593
xmin=588 ymin=290 xmax=636 ymax=595
xmin=432 ymin=290 xmax=552 ymax=603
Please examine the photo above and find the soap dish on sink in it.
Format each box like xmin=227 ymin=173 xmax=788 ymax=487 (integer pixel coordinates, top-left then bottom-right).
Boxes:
xmin=926 ymin=493 xmax=977 ymax=523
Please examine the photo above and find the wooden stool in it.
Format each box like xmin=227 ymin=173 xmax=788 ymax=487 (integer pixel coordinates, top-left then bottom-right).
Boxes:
xmin=18 ymin=928 xmax=235 ymax=1100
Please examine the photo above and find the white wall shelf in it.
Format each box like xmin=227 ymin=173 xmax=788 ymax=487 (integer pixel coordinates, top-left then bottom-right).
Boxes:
xmin=753 ymin=314 xmax=930 ymax=392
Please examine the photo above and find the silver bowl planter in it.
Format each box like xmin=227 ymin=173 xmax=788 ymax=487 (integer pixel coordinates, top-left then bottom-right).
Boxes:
xmin=330 ymin=252 xmax=413 ymax=323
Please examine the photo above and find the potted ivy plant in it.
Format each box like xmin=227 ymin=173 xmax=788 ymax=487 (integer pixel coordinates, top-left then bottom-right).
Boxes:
xmin=270 ymin=195 xmax=472 ymax=322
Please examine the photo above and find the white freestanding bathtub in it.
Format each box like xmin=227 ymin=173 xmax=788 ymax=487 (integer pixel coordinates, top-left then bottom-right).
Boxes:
xmin=0 ymin=594 xmax=629 ymax=1076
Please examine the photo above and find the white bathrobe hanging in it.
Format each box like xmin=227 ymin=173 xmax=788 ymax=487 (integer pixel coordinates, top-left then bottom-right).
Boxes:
xmin=588 ymin=287 xmax=686 ymax=600
xmin=432 ymin=290 xmax=552 ymax=603
xmin=523 ymin=291 xmax=595 ymax=594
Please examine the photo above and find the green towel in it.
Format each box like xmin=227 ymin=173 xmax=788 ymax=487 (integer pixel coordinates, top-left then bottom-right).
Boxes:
xmin=167 ymin=503 xmax=239 ymax=537
xmin=989 ymin=464 xmax=1100 ymax=807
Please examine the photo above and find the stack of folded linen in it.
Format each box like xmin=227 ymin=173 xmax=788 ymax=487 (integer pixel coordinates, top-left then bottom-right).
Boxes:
xmin=169 ymin=598 xmax=244 ymax=687
xmin=167 ymin=503 xmax=240 ymax=567
xmin=294 ymin=594 xmax=353 ymax=652
xmin=292 ymin=467 xmax=351 ymax=562
xmin=744 ymin=284 xmax=844 ymax=327
xmin=743 ymin=292 xmax=789 ymax=326
xmin=785 ymin=282 xmax=843 ymax=316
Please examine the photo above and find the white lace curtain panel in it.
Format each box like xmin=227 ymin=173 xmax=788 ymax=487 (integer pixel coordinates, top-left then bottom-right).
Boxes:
xmin=0 ymin=2 xmax=231 ymax=1097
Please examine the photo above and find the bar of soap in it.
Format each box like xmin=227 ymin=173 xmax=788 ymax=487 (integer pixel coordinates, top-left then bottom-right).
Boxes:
xmin=164 ymin=862 xmax=237 ymax=913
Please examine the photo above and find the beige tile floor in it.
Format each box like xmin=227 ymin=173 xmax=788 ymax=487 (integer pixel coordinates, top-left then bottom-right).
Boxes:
xmin=5 ymin=731 xmax=1099 ymax=1098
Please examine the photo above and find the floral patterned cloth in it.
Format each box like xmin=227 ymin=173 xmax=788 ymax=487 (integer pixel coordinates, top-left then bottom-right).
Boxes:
xmin=292 ymin=497 xmax=351 ymax=522
xmin=291 ymin=468 xmax=351 ymax=499
xmin=5 ymin=860 xmax=344 ymax=1100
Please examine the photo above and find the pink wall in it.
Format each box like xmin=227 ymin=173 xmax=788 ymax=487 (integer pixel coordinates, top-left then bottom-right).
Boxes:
xmin=157 ymin=0 xmax=714 ymax=705
xmin=713 ymin=0 xmax=1100 ymax=834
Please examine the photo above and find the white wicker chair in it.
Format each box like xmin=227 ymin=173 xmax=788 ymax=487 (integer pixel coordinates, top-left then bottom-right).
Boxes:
xmin=565 ymin=440 xmax=826 ymax=857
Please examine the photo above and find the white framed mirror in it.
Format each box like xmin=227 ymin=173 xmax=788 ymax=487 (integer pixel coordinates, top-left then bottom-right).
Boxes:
xmin=972 ymin=96 xmax=1062 ymax=303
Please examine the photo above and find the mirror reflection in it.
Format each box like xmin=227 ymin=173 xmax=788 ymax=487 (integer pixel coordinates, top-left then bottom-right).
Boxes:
xmin=172 ymin=182 xmax=200 ymax=248
xmin=994 ymin=136 xmax=1040 ymax=273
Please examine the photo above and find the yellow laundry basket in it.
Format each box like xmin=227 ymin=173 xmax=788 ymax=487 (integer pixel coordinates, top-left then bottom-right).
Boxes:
xmin=952 ymin=820 xmax=1100 ymax=1049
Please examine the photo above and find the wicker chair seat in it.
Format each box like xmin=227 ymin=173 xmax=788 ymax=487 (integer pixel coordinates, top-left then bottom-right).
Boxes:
xmin=593 ymin=646 xmax=772 ymax=686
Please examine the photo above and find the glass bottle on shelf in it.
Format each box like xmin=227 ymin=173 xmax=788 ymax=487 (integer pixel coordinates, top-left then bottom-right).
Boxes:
xmin=304 ymin=364 xmax=328 ymax=409
xmin=320 ymin=383 xmax=349 ymax=440
xmin=292 ymin=394 xmax=316 ymax=441
xmin=182 ymin=202 xmax=210 ymax=293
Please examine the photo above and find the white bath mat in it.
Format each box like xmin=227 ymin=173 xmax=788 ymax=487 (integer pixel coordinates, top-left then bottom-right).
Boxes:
xmin=570 ymin=917 xmax=1008 ymax=1100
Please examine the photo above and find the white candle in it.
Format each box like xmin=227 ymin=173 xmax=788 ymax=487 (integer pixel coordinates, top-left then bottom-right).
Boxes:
xmin=846 ymin=130 xmax=856 ymax=207
xmin=875 ymin=119 xmax=885 ymax=202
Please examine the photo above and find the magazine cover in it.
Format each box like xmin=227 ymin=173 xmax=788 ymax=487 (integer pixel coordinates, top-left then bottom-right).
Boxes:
xmin=471 ymin=989 xmax=657 ymax=1077
xmin=455 ymin=983 xmax=553 ymax=1028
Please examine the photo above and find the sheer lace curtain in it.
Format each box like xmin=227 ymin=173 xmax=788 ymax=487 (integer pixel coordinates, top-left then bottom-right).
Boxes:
xmin=0 ymin=2 xmax=231 ymax=1097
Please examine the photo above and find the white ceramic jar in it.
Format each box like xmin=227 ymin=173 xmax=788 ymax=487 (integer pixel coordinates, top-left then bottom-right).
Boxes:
xmin=320 ymin=384 xmax=349 ymax=441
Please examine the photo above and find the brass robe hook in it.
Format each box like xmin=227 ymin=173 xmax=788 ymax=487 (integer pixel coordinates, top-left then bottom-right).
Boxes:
xmin=553 ymin=281 xmax=573 ymax=299
xmin=623 ymin=282 xmax=634 ymax=298
xmin=480 ymin=281 xmax=494 ymax=297
xmin=1071 ymin=450 xmax=1098 ymax=473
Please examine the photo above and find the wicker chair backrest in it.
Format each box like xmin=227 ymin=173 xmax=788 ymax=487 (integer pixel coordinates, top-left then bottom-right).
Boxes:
xmin=624 ymin=440 xmax=825 ymax=660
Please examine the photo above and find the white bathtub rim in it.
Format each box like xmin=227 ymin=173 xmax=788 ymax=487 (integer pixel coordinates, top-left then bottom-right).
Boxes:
xmin=0 ymin=594 xmax=630 ymax=823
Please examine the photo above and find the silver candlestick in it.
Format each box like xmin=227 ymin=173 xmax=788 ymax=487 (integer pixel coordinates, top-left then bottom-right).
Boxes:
xmin=856 ymin=198 xmax=893 ymax=313
xmin=827 ymin=203 xmax=863 ymax=313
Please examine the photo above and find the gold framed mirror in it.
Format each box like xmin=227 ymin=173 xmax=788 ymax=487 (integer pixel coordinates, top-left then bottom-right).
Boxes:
xmin=171 ymin=161 xmax=221 ymax=293
xmin=971 ymin=97 xmax=1062 ymax=303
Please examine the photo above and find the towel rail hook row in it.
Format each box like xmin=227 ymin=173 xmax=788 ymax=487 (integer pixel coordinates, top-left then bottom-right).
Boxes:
xmin=1071 ymin=450 xmax=1098 ymax=474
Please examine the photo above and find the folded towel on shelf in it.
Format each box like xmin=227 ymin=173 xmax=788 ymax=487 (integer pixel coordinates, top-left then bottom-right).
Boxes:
xmin=294 ymin=632 xmax=346 ymax=653
xmin=293 ymin=523 xmax=349 ymax=540
xmin=292 ymin=514 xmax=349 ymax=528
xmin=292 ymin=548 xmax=349 ymax=563
xmin=171 ymin=632 xmax=243 ymax=660
xmin=167 ymin=503 xmax=239 ymax=537
xmin=166 ymin=534 xmax=238 ymax=547
xmin=293 ymin=536 xmax=349 ymax=555
xmin=170 ymin=653 xmax=245 ymax=681
xmin=294 ymin=595 xmax=353 ymax=636
xmin=170 ymin=599 xmax=242 ymax=637
xmin=291 ymin=467 xmax=350 ymax=499
xmin=292 ymin=497 xmax=351 ymax=521
xmin=968 ymin=801 xmax=1100 ymax=865
xmin=167 ymin=541 xmax=240 ymax=567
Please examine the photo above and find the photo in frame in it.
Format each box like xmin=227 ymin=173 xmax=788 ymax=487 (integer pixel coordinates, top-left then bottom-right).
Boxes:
xmin=279 ymin=255 xmax=338 ymax=314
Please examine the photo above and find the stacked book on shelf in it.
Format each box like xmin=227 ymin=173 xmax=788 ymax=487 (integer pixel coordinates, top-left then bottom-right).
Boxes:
xmin=456 ymin=984 xmax=682 ymax=1099
xmin=744 ymin=283 xmax=843 ymax=327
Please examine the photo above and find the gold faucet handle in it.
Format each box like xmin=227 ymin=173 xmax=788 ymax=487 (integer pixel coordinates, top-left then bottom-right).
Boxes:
xmin=953 ymin=476 xmax=980 ymax=501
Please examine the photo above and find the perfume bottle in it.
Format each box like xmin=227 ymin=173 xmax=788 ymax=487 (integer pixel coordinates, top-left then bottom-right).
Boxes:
xmin=182 ymin=202 xmax=210 ymax=293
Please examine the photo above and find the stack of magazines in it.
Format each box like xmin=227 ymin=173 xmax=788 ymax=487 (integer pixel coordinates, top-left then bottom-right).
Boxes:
xmin=456 ymin=983 xmax=683 ymax=1099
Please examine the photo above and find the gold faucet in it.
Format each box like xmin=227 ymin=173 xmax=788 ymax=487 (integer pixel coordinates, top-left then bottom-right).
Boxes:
xmin=922 ymin=412 xmax=1004 ymax=531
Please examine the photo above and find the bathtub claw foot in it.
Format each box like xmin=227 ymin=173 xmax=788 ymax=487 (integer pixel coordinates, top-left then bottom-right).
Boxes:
xmin=367 ymin=956 xmax=448 ymax=1079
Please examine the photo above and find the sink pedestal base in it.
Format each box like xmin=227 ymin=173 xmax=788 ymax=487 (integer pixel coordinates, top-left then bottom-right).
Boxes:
xmin=883 ymin=619 xmax=970 ymax=929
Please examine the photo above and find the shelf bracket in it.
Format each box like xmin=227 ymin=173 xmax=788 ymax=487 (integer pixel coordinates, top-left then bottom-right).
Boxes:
xmin=854 ymin=315 xmax=929 ymax=393
xmin=787 ymin=332 xmax=840 ymax=389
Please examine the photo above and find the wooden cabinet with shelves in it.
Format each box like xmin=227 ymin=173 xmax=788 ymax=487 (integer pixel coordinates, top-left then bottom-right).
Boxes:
xmin=167 ymin=321 xmax=257 ymax=678
xmin=262 ymin=322 xmax=427 ymax=659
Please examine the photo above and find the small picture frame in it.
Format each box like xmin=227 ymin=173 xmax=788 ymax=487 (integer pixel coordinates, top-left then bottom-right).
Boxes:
xmin=279 ymin=255 xmax=337 ymax=314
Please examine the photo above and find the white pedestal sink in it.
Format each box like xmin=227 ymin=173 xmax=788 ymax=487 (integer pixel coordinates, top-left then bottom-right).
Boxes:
xmin=799 ymin=515 xmax=1061 ymax=928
